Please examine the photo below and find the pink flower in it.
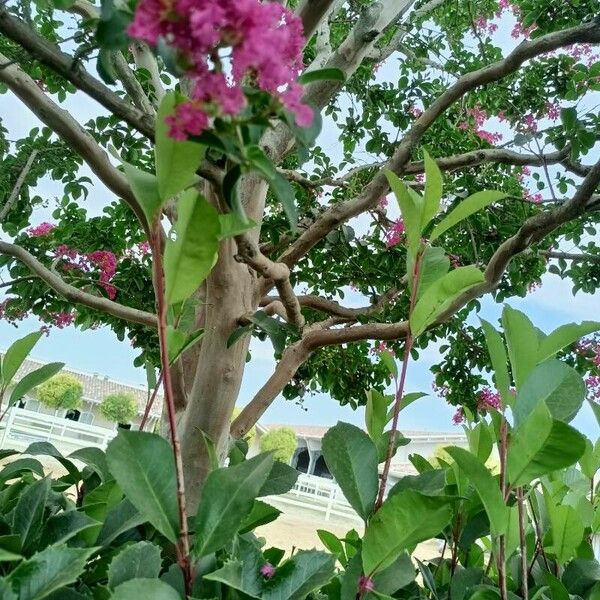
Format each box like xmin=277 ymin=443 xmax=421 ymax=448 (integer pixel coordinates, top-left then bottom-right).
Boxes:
xmin=476 ymin=130 xmax=503 ymax=144
xmin=452 ymin=407 xmax=465 ymax=425
xmin=498 ymin=111 xmax=508 ymax=123
xmin=27 ymin=222 xmax=55 ymax=237
xmin=545 ymin=102 xmax=560 ymax=121
xmin=448 ymin=253 xmax=461 ymax=268
xmin=586 ymin=375 xmax=600 ymax=401
xmin=358 ymin=576 xmax=374 ymax=593
xmin=87 ymin=250 xmax=118 ymax=299
xmin=409 ymin=105 xmax=423 ymax=118
xmin=385 ymin=219 xmax=406 ymax=247
xmin=46 ymin=311 xmax=75 ymax=329
xmin=370 ymin=341 xmax=392 ymax=355
xmin=477 ymin=387 xmax=502 ymax=412
xmin=522 ymin=113 xmax=538 ymax=133
xmin=378 ymin=196 xmax=388 ymax=209
xmin=128 ymin=0 xmax=311 ymax=139
xmin=511 ymin=21 xmax=535 ymax=39
xmin=137 ymin=241 xmax=151 ymax=255
xmin=260 ymin=563 xmax=276 ymax=579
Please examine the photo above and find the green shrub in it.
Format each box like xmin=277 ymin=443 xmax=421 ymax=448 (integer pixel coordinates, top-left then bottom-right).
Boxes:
xmin=37 ymin=373 xmax=83 ymax=410
xmin=259 ymin=427 xmax=297 ymax=462
xmin=100 ymin=393 xmax=138 ymax=424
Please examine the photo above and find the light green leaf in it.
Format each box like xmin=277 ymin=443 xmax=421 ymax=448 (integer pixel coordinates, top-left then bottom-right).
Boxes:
xmin=166 ymin=325 xmax=204 ymax=364
xmin=7 ymin=545 xmax=93 ymax=600
xmin=398 ymin=391 xmax=428 ymax=413
xmin=108 ymin=541 xmax=162 ymax=589
xmin=106 ymin=431 xmax=179 ymax=543
xmin=379 ymin=351 xmax=398 ymax=378
xmin=408 ymin=246 xmax=449 ymax=299
xmin=537 ymin=321 xmax=600 ymax=362
xmin=429 ymin=190 xmax=506 ymax=242
xmin=257 ymin=460 xmax=299 ymax=496
xmin=580 ymin=438 xmax=600 ymax=479
xmin=445 ymin=447 xmax=507 ymax=536
xmin=421 ymin=150 xmax=443 ymax=227
xmin=194 ymin=453 xmax=274 ymax=557
xmin=366 ymin=389 xmax=391 ymax=440
xmin=503 ymin=505 xmax=521 ymax=559
xmin=317 ymin=529 xmax=347 ymax=566
xmin=321 ymin=422 xmax=379 ymax=520
xmin=547 ymin=503 xmax=584 ymax=564
xmin=9 ymin=363 xmax=64 ymax=408
xmin=513 ymin=360 xmax=585 ymax=427
xmin=111 ymin=579 xmax=181 ymax=600
xmin=362 ymin=490 xmax=452 ymax=574
xmin=218 ymin=214 xmax=256 ymax=239
xmin=2 ymin=331 xmax=42 ymax=388
xmin=466 ymin=421 xmax=493 ymax=463
xmin=164 ymin=190 xmax=220 ymax=305
xmin=410 ymin=266 xmax=484 ymax=336
xmin=155 ymin=91 xmax=203 ymax=201
xmin=385 ymin=169 xmax=423 ymax=258
xmin=123 ymin=163 xmax=163 ymax=226
xmin=501 ymin=306 xmax=541 ymax=387
xmin=507 ymin=402 xmax=586 ymax=486
xmin=239 ymin=500 xmax=281 ymax=534
xmin=480 ymin=319 xmax=511 ymax=407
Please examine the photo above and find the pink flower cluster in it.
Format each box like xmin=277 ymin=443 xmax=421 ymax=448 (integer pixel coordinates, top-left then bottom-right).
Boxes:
xmin=128 ymin=0 xmax=311 ymax=139
xmin=358 ymin=576 xmax=375 ymax=593
xmin=260 ymin=563 xmax=276 ymax=579
xmin=474 ymin=16 xmax=498 ymax=36
xmin=385 ymin=219 xmax=406 ymax=247
xmin=47 ymin=311 xmax=75 ymax=329
xmin=408 ymin=105 xmax=423 ymax=119
xmin=458 ymin=105 xmax=502 ymax=144
xmin=452 ymin=407 xmax=465 ymax=425
xmin=576 ymin=337 xmax=600 ymax=367
xmin=477 ymin=387 xmax=502 ymax=412
xmin=545 ymin=102 xmax=560 ymax=121
xmin=370 ymin=341 xmax=392 ymax=355
xmin=524 ymin=190 xmax=543 ymax=203
xmin=27 ymin=222 xmax=56 ymax=237
xmin=586 ymin=376 xmax=600 ymax=401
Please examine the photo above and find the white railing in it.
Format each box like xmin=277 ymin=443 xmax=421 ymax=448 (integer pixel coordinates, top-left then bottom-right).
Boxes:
xmin=265 ymin=472 xmax=361 ymax=523
xmin=0 ymin=407 xmax=117 ymax=453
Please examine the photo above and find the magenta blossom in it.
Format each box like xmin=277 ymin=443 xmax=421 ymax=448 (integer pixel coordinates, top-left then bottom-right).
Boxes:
xmin=260 ymin=563 xmax=276 ymax=579
xmin=358 ymin=576 xmax=375 ymax=593
xmin=452 ymin=407 xmax=465 ymax=425
xmin=27 ymin=222 xmax=55 ymax=237
xmin=385 ymin=219 xmax=406 ymax=247
xmin=477 ymin=387 xmax=502 ymax=412
xmin=128 ymin=0 xmax=312 ymax=138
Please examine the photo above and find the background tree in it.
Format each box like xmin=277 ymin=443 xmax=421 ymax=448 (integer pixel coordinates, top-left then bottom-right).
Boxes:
xmin=37 ymin=373 xmax=83 ymax=410
xmin=99 ymin=392 xmax=137 ymax=424
xmin=0 ymin=0 xmax=600 ymax=504
xmin=259 ymin=427 xmax=297 ymax=463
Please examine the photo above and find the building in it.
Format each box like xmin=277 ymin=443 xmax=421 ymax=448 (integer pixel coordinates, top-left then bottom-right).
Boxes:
xmin=0 ymin=356 xmax=162 ymax=453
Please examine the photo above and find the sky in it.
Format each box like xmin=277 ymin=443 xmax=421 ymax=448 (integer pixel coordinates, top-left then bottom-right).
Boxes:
xmin=0 ymin=6 xmax=598 ymax=441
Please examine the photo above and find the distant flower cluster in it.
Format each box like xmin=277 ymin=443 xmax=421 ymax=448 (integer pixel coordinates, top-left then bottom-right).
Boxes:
xmin=458 ymin=104 xmax=503 ymax=145
xmin=27 ymin=222 xmax=55 ymax=237
xmin=128 ymin=0 xmax=311 ymax=139
xmin=385 ymin=219 xmax=406 ymax=247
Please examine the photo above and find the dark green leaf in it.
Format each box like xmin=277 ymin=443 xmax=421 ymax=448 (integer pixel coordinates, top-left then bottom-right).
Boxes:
xmin=239 ymin=500 xmax=281 ymax=534
xmin=39 ymin=510 xmax=98 ymax=549
xmin=108 ymin=541 xmax=162 ymax=589
xmin=421 ymin=150 xmax=443 ymax=228
xmin=111 ymin=579 xmax=182 ymax=600
xmin=298 ymin=68 xmax=345 ymax=84
xmin=122 ymin=164 xmax=163 ymax=226
xmin=13 ymin=478 xmax=50 ymax=552
xmin=258 ymin=461 xmax=299 ymax=496
xmin=248 ymin=311 xmax=288 ymax=355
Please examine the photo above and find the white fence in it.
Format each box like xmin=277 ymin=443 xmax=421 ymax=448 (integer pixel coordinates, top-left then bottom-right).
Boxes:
xmin=265 ymin=472 xmax=361 ymax=523
xmin=0 ymin=407 xmax=117 ymax=453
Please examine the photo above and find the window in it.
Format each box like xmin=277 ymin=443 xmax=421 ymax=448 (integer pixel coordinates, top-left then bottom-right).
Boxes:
xmin=16 ymin=399 xmax=26 ymax=409
xmin=65 ymin=409 xmax=81 ymax=422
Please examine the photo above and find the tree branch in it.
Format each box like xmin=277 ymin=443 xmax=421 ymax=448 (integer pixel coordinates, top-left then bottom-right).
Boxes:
xmin=0 ymin=8 xmax=155 ymax=139
xmin=541 ymin=250 xmax=600 ymax=263
xmin=279 ymin=20 xmax=600 ymax=268
xmin=110 ymin=51 xmax=155 ymax=115
xmin=0 ymin=53 xmax=149 ymax=233
xmin=0 ymin=240 xmax=157 ymax=327
xmin=0 ymin=149 xmax=39 ymax=222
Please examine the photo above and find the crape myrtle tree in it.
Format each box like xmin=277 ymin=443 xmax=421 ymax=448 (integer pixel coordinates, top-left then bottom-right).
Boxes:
xmin=1 ymin=0 xmax=600 ymax=506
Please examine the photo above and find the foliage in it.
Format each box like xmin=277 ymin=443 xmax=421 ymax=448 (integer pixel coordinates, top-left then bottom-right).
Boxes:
xmin=36 ymin=373 xmax=83 ymax=410
xmin=99 ymin=392 xmax=138 ymax=424
xmin=259 ymin=427 xmax=297 ymax=463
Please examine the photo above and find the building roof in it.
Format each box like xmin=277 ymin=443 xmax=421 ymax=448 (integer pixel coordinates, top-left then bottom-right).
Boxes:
xmin=7 ymin=355 xmax=163 ymax=417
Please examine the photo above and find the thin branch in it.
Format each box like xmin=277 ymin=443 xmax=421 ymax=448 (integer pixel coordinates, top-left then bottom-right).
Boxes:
xmin=0 ymin=149 xmax=39 ymax=222
xmin=0 ymin=53 xmax=149 ymax=232
xmin=542 ymin=250 xmax=600 ymax=263
xmin=279 ymin=20 xmax=600 ymax=268
xmin=130 ymin=41 xmax=166 ymax=107
xmin=235 ymin=234 xmax=305 ymax=330
xmin=110 ymin=51 xmax=155 ymax=115
xmin=0 ymin=240 xmax=157 ymax=328
xmin=0 ymin=8 xmax=155 ymax=139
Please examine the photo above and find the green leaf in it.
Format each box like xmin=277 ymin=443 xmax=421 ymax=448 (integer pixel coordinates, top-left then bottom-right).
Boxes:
xmin=39 ymin=511 xmax=99 ymax=549
xmin=365 ymin=389 xmax=390 ymax=440
xmin=258 ymin=461 xmax=299 ymax=496
xmin=507 ymin=402 xmax=586 ymax=487
xmin=108 ymin=541 xmax=162 ymax=589
xmin=97 ymin=499 xmax=144 ymax=547
xmin=298 ymin=68 xmax=345 ymax=84
xmin=262 ymin=551 xmax=336 ymax=600
xmin=466 ymin=422 xmax=493 ymax=463
xmin=416 ymin=559 xmax=438 ymax=600
xmin=537 ymin=321 xmax=600 ymax=362
xmin=7 ymin=545 xmax=94 ymax=600
xmin=388 ymin=470 xmax=446 ymax=498
xmin=580 ymin=439 xmax=600 ymax=479
xmin=409 ymin=246 xmax=449 ymax=299
xmin=0 ymin=458 xmax=44 ymax=483
xmin=122 ymin=164 xmax=163 ymax=226
xmin=379 ymin=351 xmax=397 ymax=379
xmin=111 ymin=579 xmax=182 ymax=600
xmin=562 ymin=559 xmax=600 ymax=596
xmin=398 ymin=391 xmax=427 ymax=413
xmin=384 ymin=170 xmax=422 ymax=258
xmin=155 ymin=91 xmax=203 ymax=201
xmin=13 ymin=478 xmax=50 ymax=552
xmin=227 ymin=324 xmax=254 ymax=348
xmin=317 ymin=529 xmax=347 ymax=566
xmin=239 ymin=500 xmax=281 ymax=534
xmin=167 ymin=326 xmax=204 ymax=364
xmin=450 ymin=568 xmax=484 ymax=600
xmin=547 ymin=503 xmax=584 ymax=564
xmin=2 ymin=331 xmax=42 ymax=388
xmin=9 ymin=363 xmax=64 ymax=408
xmin=321 ymin=422 xmax=379 ymax=520
xmin=248 ymin=311 xmax=288 ymax=354
xmin=194 ymin=453 xmax=274 ymax=557
xmin=480 ymin=319 xmax=511 ymax=407
xmin=218 ymin=214 xmax=257 ymax=239
xmin=501 ymin=306 xmax=540 ymax=387
xmin=421 ymin=150 xmax=443 ymax=228
xmin=362 ymin=490 xmax=452 ymax=574
xmin=164 ymin=190 xmax=220 ymax=305
xmin=68 ymin=447 xmax=110 ymax=481
xmin=512 ymin=360 xmax=585 ymax=426
xmin=410 ymin=266 xmax=484 ymax=336
xmin=24 ymin=442 xmax=80 ymax=483
xmin=429 ymin=190 xmax=506 ymax=242
xmin=106 ymin=431 xmax=179 ymax=543
xmin=444 ymin=447 xmax=507 ymax=536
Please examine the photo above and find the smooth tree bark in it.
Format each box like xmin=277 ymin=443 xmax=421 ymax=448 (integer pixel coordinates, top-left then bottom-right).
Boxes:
xmin=1 ymin=0 xmax=600 ymax=507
